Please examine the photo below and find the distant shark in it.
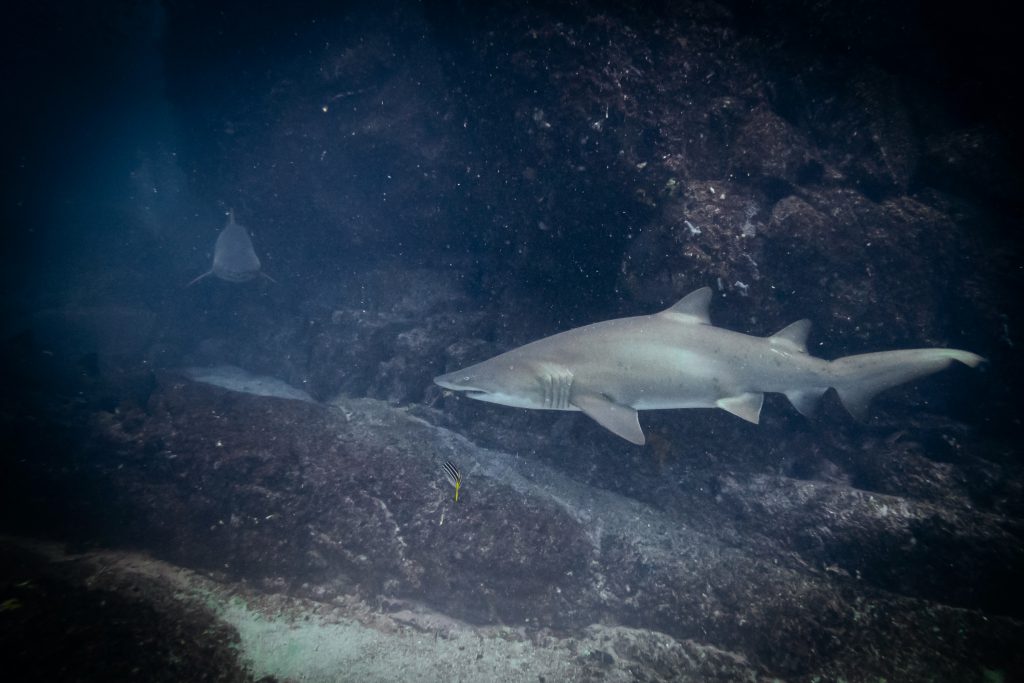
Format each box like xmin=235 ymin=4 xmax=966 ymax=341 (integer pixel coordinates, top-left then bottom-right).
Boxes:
xmin=188 ymin=209 xmax=275 ymax=286
xmin=434 ymin=287 xmax=984 ymax=445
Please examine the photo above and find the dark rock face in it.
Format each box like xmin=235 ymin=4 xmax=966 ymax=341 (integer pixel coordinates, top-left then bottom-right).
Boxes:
xmin=69 ymin=377 xmax=599 ymax=630
xmin=0 ymin=541 xmax=251 ymax=683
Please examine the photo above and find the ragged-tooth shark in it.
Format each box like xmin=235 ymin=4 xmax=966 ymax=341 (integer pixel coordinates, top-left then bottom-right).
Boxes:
xmin=434 ymin=287 xmax=985 ymax=445
xmin=188 ymin=209 xmax=276 ymax=286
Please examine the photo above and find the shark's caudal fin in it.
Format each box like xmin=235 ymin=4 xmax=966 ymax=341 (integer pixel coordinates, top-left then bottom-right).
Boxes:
xmin=829 ymin=348 xmax=985 ymax=420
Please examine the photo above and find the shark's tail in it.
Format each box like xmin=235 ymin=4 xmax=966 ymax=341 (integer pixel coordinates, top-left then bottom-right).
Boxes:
xmin=828 ymin=348 xmax=985 ymax=419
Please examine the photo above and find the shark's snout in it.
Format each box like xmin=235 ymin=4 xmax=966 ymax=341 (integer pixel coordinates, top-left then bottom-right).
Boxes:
xmin=434 ymin=373 xmax=479 ymax=392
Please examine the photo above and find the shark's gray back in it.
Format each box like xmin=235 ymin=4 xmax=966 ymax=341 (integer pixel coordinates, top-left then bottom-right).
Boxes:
xmin=528 ymin=314 xmax=820 ymax=390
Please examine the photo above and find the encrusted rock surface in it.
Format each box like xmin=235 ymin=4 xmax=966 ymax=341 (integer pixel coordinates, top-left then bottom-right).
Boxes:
xmin=4 ymin=373 xmax=1020 ymax=680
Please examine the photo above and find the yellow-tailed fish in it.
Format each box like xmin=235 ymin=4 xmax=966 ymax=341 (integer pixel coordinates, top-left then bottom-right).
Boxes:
xmin=443 ymin=460 xmax=462 ymax=502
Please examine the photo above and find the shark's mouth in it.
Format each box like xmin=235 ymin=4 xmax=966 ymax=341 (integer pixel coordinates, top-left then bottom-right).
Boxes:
xmin=435 ymin=375 xmax=488 ymax=396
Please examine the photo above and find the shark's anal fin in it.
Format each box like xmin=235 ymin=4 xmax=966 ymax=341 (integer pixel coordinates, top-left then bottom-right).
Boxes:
xmin=572 ymin=394 xmax=646 ymax=445
xmin=784 ymin=388 xmax=826 ymax=417
xmin=716 ymin=392 xmax=764 ymax=424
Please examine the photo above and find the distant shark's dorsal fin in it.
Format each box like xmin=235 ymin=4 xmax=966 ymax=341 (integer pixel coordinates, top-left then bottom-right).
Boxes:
xmin=659 ymin=287 xmax=712 ymax=325
xmin=768 ymin=319 xmax=811 ymax=353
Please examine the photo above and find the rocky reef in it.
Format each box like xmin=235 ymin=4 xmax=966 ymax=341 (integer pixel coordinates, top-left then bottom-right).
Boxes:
xmin=3 ymin=0 xmax=1022 ymax=681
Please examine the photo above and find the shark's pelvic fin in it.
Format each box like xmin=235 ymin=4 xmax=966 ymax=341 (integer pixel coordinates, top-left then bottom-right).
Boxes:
xmin=572 ymin=393 xmax=646 ymax=445
xmin=659 ymin=287 xmax=712 ymax=325
xmin=769 ymin=319 xmax=812 ymax=353
xmin=716 ymin=392 xmax=764 ymax=424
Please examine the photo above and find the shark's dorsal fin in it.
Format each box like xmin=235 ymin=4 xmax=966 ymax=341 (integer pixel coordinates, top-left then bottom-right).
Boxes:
xmin=768 ymin=319 xmax=811 ymax=353
xmin=572 ymin=393 xmax=646 ymax=445
xmin=659 ymin=287 xmax=712 ymax=324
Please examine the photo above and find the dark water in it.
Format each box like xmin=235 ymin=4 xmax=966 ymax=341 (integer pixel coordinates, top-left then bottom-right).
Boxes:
xmin=2 ymin=2 xmax=1022 ymax=681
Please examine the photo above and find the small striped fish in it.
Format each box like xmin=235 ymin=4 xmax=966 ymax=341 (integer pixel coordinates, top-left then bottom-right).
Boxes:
xmin=443 ymin=460 xmax=462 ymax=502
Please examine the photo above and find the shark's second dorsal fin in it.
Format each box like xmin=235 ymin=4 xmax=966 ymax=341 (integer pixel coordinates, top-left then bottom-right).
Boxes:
xmin=659 ymin=287 xmax=712 ymax=324
xmin=768 ymin=319 xmax=811 ymax=353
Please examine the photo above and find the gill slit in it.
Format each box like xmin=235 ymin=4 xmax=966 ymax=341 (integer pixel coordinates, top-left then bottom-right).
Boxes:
xmin=542 ymin=369 xmax=573 ymax=409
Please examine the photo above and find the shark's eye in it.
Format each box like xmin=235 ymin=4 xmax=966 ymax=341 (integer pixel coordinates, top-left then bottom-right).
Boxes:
xmin=462 ymin=376 xmax=471 ymax=382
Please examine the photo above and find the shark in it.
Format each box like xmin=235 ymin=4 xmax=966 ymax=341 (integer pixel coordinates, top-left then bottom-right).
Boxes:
xmin=433 ymin=287 xmax=985 ymax=445
xmin=188 ymin=209 xmax=275 ymax=286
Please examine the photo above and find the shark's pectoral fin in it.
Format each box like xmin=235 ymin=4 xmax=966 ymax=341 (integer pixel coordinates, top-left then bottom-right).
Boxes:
xmin=572 ymin=394 xmax=645 ymax=445
xmin=716 ymin=392 xmax=764 ymax=424
xmin=186 ymin=270 xmax=213 ymax=287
